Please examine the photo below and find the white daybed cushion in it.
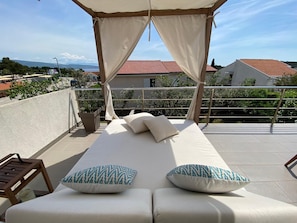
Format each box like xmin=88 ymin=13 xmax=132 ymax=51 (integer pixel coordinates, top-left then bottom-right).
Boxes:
xmin=56 ymin=119 xmax=230 ymax=192
xmin=153 ymin=188 xmax=297 ymax=223
xmin=143 ymin=115 xmax=179 ymax=142
xmin=6 ymin=188 xmax=152 ymax=223
xmin=61 ymin=165 xmax=137 ymax=193
xmin=167 ymin=164 xmax=250 ymax=193
xmin=123 ymin=112 xmax=154 ymax=133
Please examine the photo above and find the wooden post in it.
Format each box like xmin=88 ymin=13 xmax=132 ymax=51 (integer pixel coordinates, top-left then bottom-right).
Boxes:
xmin=72 ymin=0 xmax=107 ymax=109
xmin=93 ymin=18 xmax=106 ymax=84
xmin=193 ymin=10 xmax=214 ymax=124
xmin=193 ymin=0 xmax=227 ymax=123
xmin=92 ymin=17 xmax=109 ymax=112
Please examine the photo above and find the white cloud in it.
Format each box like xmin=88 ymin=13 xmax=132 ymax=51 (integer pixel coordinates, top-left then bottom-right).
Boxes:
xmin=58 ymin=52 xmax=96 ymax=64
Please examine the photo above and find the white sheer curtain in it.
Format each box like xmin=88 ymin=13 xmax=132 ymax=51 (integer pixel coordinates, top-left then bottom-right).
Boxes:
xmin=96 ymin=16 xmax=149 ymax=120
xmin=152 ymin=14 xmax=206 ymax=120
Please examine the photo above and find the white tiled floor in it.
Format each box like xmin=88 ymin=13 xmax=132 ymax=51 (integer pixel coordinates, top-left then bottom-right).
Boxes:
xmin=203 ymin=124 xmax=297 ymax=206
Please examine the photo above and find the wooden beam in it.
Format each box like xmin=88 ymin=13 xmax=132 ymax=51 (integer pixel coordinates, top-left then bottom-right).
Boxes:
xmin=73 ymin=0 xmax=227 ymax=18
xmin=92 ymin=18 xmax=108 ymax=108
xmin=72 ymin=0 xmax=95 ymax=17
xmin=211 ymin=0 xmax=228 ymax=13
xmin=93 ymin=8 xmax=211 ymax=18
xmin=193 ymin=11 xmax=214 ymax=124
xmin=92 ymin=19 xmax=105 ymax=83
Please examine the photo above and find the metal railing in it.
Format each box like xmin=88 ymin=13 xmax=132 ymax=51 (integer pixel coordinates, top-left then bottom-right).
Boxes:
xmin=75 ymin=86 xmax=297 ymax=126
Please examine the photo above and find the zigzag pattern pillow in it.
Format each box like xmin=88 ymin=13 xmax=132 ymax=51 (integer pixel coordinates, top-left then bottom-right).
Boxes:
xmin=167 ymin=164 xmax=250 ymax=193
xmin=61 ymin=165 xmax=137 ymax=193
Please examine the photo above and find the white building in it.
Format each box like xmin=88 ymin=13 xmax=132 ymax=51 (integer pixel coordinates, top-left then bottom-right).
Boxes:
xmin=218 ymin=59 xmax=297 ymax=86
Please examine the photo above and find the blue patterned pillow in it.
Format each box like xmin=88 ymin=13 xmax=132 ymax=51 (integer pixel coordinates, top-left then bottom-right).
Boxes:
xmin=167 ymin=164 xmax=250 ymax=193
xmin=61 ymin=165 xmax=137 ymax=193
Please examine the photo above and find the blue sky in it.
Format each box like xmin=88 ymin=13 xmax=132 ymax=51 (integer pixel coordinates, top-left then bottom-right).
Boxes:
xmin=0 ymin=0 xmax=296 ymax=66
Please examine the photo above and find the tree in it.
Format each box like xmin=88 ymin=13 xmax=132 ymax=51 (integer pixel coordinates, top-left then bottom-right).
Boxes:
xmin=241 ymin=78 xmax=256 ymax=86
xmin=211 ymin=58 xmax=215 ymax=67
xmin=275 ymin=74 xmax=297 ymax=86
xmin=0 ymin=57 xmax=29 ymax=75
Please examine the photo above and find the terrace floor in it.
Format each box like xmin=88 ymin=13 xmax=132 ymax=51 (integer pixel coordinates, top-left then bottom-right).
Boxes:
xmin=1 ymin=122 xmax=296 ymax=215
xmin=202 ymin=123 xmax=297 ymax=206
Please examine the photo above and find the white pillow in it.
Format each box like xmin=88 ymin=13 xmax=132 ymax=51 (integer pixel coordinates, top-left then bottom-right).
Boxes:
xmin=61 ymin=165 xmax=137 ymax=193
xmin=123 ymin=112 xmax=154 ymax=133
xmin=167 ymin=164 xmax=250 ymax=193
xmin=143 ymin=115 xmax=179 ymax=142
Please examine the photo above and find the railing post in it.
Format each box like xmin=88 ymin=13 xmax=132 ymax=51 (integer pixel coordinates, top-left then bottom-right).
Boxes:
xmin=142 ymin=89 xmax=145 ymax=110
xmin=270 ymin=89 xmax=286 ymax=132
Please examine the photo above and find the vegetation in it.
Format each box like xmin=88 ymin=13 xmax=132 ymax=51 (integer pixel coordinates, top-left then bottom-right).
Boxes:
xmin=275 ymin=74 xmax=297 ymax=86
xmin=111 ymin=73 xmax=297 ymax=123
xmin=105 ymin=71 xmax=297 ymax=123
xmin=1 ymin=57 xmax=54 ymax=75
xmin=2 ymin=57 xmax=297 ymax=123
xmin=0 ymin=58 xmax=94 ymax=99
xmin=76 ymin=87 xmax=104 ymax=113
xmin=146 ymin=74 xmax=195 ymax=116
xmin=8 ymin=79 xmax=53 ymax=99
xmin=0 ymin=57 xmax=86 ymax=77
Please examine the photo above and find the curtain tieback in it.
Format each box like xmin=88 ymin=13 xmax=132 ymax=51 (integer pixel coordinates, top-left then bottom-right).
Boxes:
xmin=93 ymin=17 xmax=100 ymax=27
xmin=207 ymin=11 xmax=220 ymax=28
xmin=197 ymin=81 xmax=206 ymax=85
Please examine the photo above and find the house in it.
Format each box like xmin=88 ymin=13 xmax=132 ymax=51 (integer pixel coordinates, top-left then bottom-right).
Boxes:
xmin=218 ymin=59 xmax=297 ymax=86
xmin=109 ymin=60 xmax=217 ymax=88
xmin=83 ymin=72 xmax=99 ymax=82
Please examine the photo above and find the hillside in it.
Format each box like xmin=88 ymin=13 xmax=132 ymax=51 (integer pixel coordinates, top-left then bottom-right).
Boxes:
xmin=14 ymin=60 xmax=99 ymax=71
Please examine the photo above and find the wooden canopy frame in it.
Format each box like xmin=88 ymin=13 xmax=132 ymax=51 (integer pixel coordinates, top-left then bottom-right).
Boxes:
xmin=73 ymin=0 xmax=227 ymax=123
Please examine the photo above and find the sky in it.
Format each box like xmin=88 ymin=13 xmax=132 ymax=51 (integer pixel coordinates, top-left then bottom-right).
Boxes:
xmin=0 ymin=0 xmax=296 ymax=67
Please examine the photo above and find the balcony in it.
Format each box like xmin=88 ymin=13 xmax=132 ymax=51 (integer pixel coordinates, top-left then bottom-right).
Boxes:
xmin=0 ymin=86 xmax=296 ymax=216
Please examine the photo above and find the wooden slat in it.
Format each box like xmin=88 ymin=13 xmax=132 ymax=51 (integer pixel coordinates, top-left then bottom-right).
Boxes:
xmin=93 ymin=8 xmax=211 ymax=18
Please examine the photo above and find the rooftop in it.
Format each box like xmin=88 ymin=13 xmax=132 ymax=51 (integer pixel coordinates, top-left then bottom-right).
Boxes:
xmin=117 ymin=60 xmax=217 ymax=75
xmin=26 ymin=123 xmax=297 ymax=207
xmin=0 ymin=83 xmax=12 ymax=91
xmin=241 ymin=59 xmax=297 ymax=76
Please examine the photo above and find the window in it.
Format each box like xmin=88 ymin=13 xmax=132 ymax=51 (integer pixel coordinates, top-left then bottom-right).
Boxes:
xmin=144 ymin=78 xmax=156 ymax=87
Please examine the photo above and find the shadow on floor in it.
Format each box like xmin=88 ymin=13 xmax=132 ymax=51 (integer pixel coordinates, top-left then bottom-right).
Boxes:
xmin=69 ymin=126 xmax=105 ymax=138
xmin=29 ymin=150 xmax=88 ymax=190
xmin=286 ymin=161 xmax=297 ymax=179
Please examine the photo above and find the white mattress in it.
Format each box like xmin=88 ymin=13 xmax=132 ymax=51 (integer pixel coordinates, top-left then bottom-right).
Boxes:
xmin=6 ymin=188 xmax=152 ymax=223
xmin=57 ymin=119 xmax=229 ymax=191
xmin=153 ymin=188 xmax=297 ymax=223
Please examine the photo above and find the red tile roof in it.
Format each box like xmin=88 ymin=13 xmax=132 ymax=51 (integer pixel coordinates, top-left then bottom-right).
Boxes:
xmin=118 ymin=60 xmax=168 ymax=74
xmin=206 ymin=65 xmax=218 ymax=72
xmin=162 ymin=61 xmax=183 ymax=73
xmin=0 ymin=82 xmax=12 ymax=91
xmin=117 ymin=60 xmax=216 ymax=75
xmin=241 ymin=59 xmax=296 ymax=76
